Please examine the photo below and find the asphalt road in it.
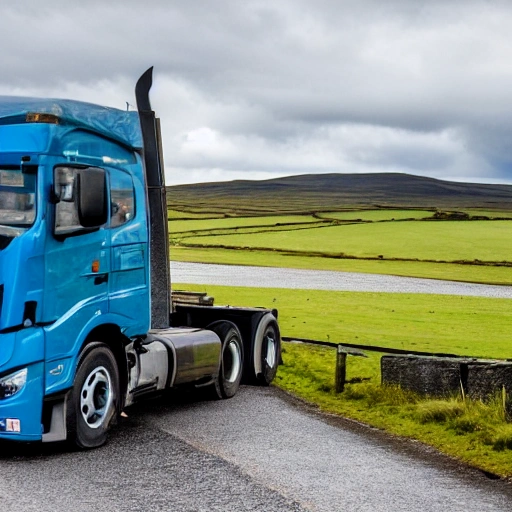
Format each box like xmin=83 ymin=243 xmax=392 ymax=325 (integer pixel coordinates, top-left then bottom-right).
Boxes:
xmin=171 ymin=261 xmax=512 ymax=298
xmin=1 ymin=387 xmax=511 ymax=512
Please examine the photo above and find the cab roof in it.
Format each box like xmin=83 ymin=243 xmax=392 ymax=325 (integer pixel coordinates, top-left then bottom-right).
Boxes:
xmin=0 ymin=96 xmax=142 ymax=149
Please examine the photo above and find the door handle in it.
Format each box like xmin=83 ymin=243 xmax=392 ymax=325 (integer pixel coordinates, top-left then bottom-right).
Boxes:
xmin=94 ymin=273 xmax=109 ymax=285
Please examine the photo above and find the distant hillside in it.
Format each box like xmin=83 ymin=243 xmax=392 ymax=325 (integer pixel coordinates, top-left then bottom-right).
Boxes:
xmin=167 ymin=173 xmax=512 ymax=214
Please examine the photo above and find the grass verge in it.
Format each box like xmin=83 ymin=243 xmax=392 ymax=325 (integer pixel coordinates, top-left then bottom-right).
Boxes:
xmin=174 ymin=283 xmax=512 ymax=477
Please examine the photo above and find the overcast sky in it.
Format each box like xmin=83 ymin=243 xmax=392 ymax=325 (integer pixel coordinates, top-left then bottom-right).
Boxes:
xmin=2 ymin=0 xmax=512 ymax=185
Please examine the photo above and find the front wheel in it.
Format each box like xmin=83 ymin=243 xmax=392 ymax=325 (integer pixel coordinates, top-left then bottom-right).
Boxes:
xmin=67 ymin=343 xmax=119 ymax=449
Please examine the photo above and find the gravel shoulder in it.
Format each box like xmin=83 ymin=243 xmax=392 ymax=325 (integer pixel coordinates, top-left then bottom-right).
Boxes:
xmin=171 ymin=262 xmax=512 ymax=298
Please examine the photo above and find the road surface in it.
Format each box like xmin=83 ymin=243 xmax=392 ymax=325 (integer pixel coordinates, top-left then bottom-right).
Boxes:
xmin=1 ymin=387 xmax=511 ymax=511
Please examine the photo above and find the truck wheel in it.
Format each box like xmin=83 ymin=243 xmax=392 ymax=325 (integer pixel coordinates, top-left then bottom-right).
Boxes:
xmin=252 ymin=314 xmax=281 ymax=386
xmin=207 ymin=321 xmax=244 ymax=399
xmin=67 ymin=343 xmax=119 ymax=449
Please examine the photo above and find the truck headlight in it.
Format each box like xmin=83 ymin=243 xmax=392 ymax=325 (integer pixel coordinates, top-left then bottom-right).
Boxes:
xmin=0 ymin=369 xmax=28 ymax=399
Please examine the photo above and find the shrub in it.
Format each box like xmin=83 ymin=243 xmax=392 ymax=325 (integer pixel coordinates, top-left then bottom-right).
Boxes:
xmin=344 ymin=383 xmax=418 ymax=407
xmin=415 ymin=399 xmax=465 ymax=424
xmin=490 ymin=425 xmax=512 ymax=451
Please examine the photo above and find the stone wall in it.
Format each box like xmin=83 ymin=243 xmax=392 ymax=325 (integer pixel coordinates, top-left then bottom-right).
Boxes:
xmin=381 ymin=355 xmax=512 ymax=401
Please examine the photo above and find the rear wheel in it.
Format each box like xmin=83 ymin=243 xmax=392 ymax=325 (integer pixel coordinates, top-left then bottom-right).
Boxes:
xmin=207 ymin=321 xmax=244 ymax=399
xmin=252 ymin=314 xmax=281 ymax=386
xmin=67 ymin=343 xmax=119 ymax=449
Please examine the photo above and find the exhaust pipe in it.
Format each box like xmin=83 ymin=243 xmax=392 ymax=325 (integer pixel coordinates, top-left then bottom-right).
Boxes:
xmin=135 ymin=67 xmax=171 ymax=329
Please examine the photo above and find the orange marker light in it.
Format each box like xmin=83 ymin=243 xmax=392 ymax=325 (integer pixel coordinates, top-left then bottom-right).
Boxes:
xmin=91 ymin=260 xmax=100 ymax=273
xmin=26 ymin=113 xmax=60 ymax=124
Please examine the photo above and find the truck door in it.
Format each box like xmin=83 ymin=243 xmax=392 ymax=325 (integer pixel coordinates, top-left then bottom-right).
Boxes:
xmin=108 ymin=168 xmax=149 ymax=337
xmin=44 ymin=167 xmax=110 ymax=359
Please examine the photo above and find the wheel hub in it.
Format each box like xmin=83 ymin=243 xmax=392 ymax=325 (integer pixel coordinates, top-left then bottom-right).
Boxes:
xmin=265 ymin=335 xmax=276 ymax=369
xmin=224 ymin=339 xmax=241 ymax=383
xmin=80 ymin=366 xmax=113 ymax=429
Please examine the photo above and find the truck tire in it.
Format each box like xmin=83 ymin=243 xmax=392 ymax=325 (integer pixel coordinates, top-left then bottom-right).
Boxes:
xmin=207 ymin=321 xmax=244 ymax=399
xmin=252 ymin=313 xmax=281 ymax=386
xmin=67 ymin=343 xmax=120 ymax=449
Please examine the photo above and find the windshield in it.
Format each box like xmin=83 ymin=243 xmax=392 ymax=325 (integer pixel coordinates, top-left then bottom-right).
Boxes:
xmin=0 ymin=167 xmax=36 ymax=228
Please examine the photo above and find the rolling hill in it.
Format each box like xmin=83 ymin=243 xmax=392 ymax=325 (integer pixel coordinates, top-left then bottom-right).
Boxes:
xmin=167 ymin=172 xmax=512 ymax=214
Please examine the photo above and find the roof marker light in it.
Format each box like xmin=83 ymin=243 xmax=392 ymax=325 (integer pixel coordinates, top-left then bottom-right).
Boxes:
xmin=26 ymin=113 xmax=60 ymax=124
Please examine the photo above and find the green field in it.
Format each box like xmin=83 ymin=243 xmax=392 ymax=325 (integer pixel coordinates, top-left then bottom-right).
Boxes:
xmin=316 ymin=209 xmax=434 ymax=221
xmin=175 ymin=283 xmax=512 ymax=477
xmin=176 ymin=284 xmax=512 ymax=358
xmin=178 ymin=220 xmax=512 ymax=263
xmin=168 ymin=209 xmax=225 ymax=219
xmin=462 ymin=209 xmax=512 ymax=218
xmin=170 ymin=214 xmax=320 ymax=233
xmin=169 ymin=203 xmax=512 ymax=285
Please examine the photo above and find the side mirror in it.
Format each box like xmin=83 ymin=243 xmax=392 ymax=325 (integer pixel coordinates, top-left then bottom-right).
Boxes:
xmin=53 ymin=166 xmax=107 ymax=236
xmin=77 ymin=168 xmax=107 ymax=228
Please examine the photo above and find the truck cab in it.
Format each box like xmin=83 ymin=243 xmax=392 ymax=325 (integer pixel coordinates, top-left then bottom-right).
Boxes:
xmin=0 ymin=71 xmax=280 ymax=448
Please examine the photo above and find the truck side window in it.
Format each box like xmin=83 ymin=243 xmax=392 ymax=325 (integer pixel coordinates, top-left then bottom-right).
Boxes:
xmin=110 ymin=171 xmax=135 ymax=228
xmin=54 ymin=167 xmax=81 ymax=234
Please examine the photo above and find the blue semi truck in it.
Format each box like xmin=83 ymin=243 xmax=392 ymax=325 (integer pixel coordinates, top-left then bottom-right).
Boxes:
xmin=0 ymin=68 xmax=280 ymax=448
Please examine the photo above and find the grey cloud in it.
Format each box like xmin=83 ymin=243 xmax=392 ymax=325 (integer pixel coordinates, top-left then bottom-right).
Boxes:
xmin=1 ymin=0 xmax=512 ymax=184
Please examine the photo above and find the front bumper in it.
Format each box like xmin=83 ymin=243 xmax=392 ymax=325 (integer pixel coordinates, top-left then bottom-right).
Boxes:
xmin=0 ymin=328 xmax=45 ymax=441
xmin=0 ymin=361 xmax=44 ymax=441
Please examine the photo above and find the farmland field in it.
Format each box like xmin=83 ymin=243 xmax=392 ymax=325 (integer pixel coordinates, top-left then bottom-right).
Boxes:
xmin=315 ymin=209 xmax=434 ymax=221
xmin=178 ymin=220 xmax=512 ymax=262
xmin=170 ymin=207 xmax=512 ymax=284
xmin=170 ymin=214 xmax=320 ymax=233
xmin=168 ymin=209 xmax=225 ymax=219
xmin=462 ymin=209 xmax=512 ymax=218
xmin=176 ymin=284 xmax=512 ymax=357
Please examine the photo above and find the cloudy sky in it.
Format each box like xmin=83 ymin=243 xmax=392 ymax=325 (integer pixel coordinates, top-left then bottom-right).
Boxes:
xmin=2 ymin=0 xmax=512 ymax=185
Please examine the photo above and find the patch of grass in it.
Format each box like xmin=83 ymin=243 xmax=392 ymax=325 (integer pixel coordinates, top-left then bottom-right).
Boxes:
xmin=462 ymin=209 xmax=512 ymax=219
xmin=177 ymin=284 xmax=512 ymax=358
xmin=316 ymin=209 xmax=435 ymax=221
xmin=490 ymin=425 xmax=512 ymax=451
xmin=415 ymin=399 xmax=465 ymax=424
xmin=168 ymin=209 xmax=225 ymax=219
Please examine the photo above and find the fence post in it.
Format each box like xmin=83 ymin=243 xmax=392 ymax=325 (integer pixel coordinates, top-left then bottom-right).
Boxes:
xmin=336 ymin=345 xmax=347 ymax=393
